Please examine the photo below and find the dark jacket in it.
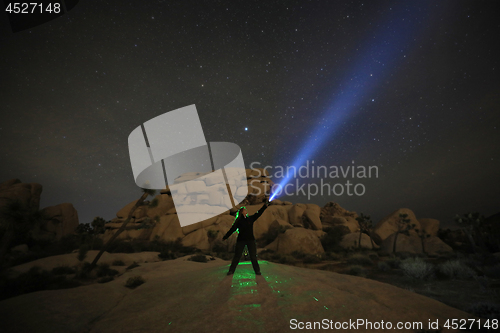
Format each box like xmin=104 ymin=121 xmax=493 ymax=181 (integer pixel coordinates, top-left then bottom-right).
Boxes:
xmin=223 ymin=203 xmax=269 ymax=242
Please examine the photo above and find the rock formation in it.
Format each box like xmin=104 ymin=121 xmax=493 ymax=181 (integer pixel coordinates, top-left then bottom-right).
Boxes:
xmin=0 ymin=179 xmax=79 ymax=245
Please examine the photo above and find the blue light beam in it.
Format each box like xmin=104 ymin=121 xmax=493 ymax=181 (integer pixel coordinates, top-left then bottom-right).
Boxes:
xmin=270 ymin=3 xmax=430 ymax=201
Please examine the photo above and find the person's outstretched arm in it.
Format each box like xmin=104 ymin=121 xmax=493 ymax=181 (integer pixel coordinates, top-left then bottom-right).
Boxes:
xmin=222 ymin=220 xmax=239 ymax=240
xmin=250 ymin=200 xmax=270 ymax=220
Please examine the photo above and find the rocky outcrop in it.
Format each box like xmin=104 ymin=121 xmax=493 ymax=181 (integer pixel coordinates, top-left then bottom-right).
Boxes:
xmin=423 ymin=236 xmax=454 ymax=257
xmin=323 ymin=216 xmax=359 ymax=233
xmin=0 ymin=179 xmax=78 ymax=241
xmin=41 ymin=203 xmax=79 ymax=240
xmin=303 ymin=204 xmax=322 ymax=230
xmin=103 ymin=170 xmax=453 ymax=257
xmin=320 ymin=202 xmax=359 ymax=232
xmin=381 ymin=232 xmax=423 ymax=255
xmin=372 ymin=208 xmax=420 ymax=245
xmin=417 ymin=218 xmax=440 ymax=237
xmin=264 ymin=228 xmax=324 ymax=254
xmin=339 ymin=233 xmax=378 ymax=250
xmin=0 ymin=178 xmax=42 ymax=211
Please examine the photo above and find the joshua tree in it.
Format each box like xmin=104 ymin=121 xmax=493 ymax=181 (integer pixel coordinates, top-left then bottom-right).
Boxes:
xmin=91 ymin=216 xmax=107 ymax=234
xmin=392 ymin=213 xmax=416 ymax=254
xmin=0 ymin=199 xmax=48 ymax=267
xmin=414 ymin=228 xmax=430 ymax=255
xmin=88 ymin=188 xmax=156 ymax=272
xmin=355 ymin=213 xmax=375 ymax=249
xmin=454 ymin=212 xmax=485 ymax=254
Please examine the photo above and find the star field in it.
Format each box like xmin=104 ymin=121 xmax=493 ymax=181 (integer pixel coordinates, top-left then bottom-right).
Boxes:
xmin=0 ymin=1 xmax=498 ymax=226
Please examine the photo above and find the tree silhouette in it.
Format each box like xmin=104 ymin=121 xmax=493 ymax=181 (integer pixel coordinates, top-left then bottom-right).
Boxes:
xmin=414 ymin=228 xmax=430 ymax=255
xmin=392 ymin=213 xmax=416 ymax=254
xmin=454 ymin=212 xmax=485 ymax=254
xmin=88 ymin=188 xmax=156 ymax=272
xmin=355 ymin=213 xmax=374 ymax=249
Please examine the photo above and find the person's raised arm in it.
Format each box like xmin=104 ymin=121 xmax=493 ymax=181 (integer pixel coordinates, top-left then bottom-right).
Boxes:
xmin=250 ymin=199 xmax=270 ymax=220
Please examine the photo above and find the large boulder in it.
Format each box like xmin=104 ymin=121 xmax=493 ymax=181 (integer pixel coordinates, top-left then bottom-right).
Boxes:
xmin=288 ymin=204 xmax=305 ymax=227
xmin=264 ymin=228 xmax=324 ymax=254
xmin=322 ymin=216 xmax=359 ymax=233
xmin=149 ymin=215 xmax=184 ymax=242
xmin=417 ymin=218 xmax=440 ymax=237
xmin=116 ymin=194 xmax=175 ymax=220
xmin=0 ymin=179 xmax=43 ymax=211
xmin=303 ymin=204 xmax=322 ymax=230
xmin=372 ymin=208 xmax=421 ymax=245
xmin=381 ymin=232 xmax=423 ymax=255
xmin=41 ymin=203 xmax=79 ymax=240
xmin=253 ymin=205 xmax=290 ymax=240
xmin=182 ymin=228 xmax=211 ymax=251
xmin=320 ymin=201 xmax=358 ymax=220
xmin=267 ymin=219 xmax=293 ymax=241
xmin=116 ymin=200 xmax=146 ymax=219
xmin=146 ymin=194 xmax=175 ymax=219
xmin=339 ymin=233 xmax=378 ymax=250
xmin=183 ymin=219 xmax=235 ymax=251
xmin=423 ymin=236 xmax=453 ymax=257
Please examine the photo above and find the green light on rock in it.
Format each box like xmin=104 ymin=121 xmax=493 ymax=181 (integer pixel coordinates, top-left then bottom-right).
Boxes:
xmin=313 ymin=297 xmax=318 ymax=301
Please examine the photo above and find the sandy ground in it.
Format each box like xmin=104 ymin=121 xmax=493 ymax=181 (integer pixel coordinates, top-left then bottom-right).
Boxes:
xmin=0 ymin=251 xmax=475 ymax=333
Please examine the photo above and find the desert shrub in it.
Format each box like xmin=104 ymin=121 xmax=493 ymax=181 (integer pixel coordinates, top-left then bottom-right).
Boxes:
xmin=278 ymin=254 xmax=295 ymax=265
xmin=378 ymin=261 xmax=391 ymax=272
xmin=97 ymin=276 xmax=114 ymax=283
xmin=52 ymin=265 xmax=76 ymax=275
xmin=212 ymin=241 xmax=226 ymax=253
xmin=112 ymin=260 xmax=125 ymax=266
xmin=107 ymin=240 xmax=135 ymax=253
xmin=216 ymin=252 xmax=233 ymax=261
xmin=57 ymin=234 xmax=82 ymax=252
xmin=158 ymin=249 xmax=178 ymax=260
xmin=396 ymin=251 xmax=413 ymax=260
xmin=96 ymin=263 xmax=119 ymax=277
xmin=482 ymin=263 xmax=500 ymax=279
xmin=74 ymin=262 xmax=92 ymax=279
xmin=346 ymin=265 xmax=367 ymax=277
xmin=347 ymin=254 xmax=373 ymax=266
xmin=367 ymin=252 xmax=379 ymax=261
xmin=437 ymin=259 xmax=477 ymax=280
xmin=126 ymin=262 xmax=139 ymax=270
xmin=303 ymin=254 xmax=322 ymax=264
xmin=466 ymin=301 xmax=500 ymax=320
xmin=257 ymin=249 xmax=274 ymax=261
xmin=321 ymin=226 xmax=350 ymax=252
xmin=77 ymin=244 xmax=89 ymax=262
xmin=125 ymin=276 xmax=145 ymax=289
xmin=319 ymin=264 xmax=336 ymax=272
xmin=149 ymin=237 xmax=195 ymax=256
xmin=291 ymin=250 xmax=306 ymax=259
xmin=189 ymin=254 xmax=208 ymax=263
xmin=385 ymin=257 xmax=401 ymax=269
xmin=0 ymin=266 xmax=81 ymax=300
xmin=400 ymin=257 xmax=434 ymax=280
xmin=322 ymin=252 xmax=341 ymax=261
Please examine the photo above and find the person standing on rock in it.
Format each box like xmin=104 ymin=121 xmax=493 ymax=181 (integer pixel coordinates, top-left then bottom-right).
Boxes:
xmin=222 ymin=198 xmax=270 ymax=276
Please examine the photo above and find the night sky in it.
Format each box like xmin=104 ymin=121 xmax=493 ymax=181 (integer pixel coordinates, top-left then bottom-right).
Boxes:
xmin=1 ymin=1 xmax=499 ymax=228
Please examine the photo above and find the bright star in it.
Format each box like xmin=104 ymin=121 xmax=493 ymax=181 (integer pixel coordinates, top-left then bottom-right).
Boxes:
xmin=244 ymin=127 xmax=248 ymax=131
